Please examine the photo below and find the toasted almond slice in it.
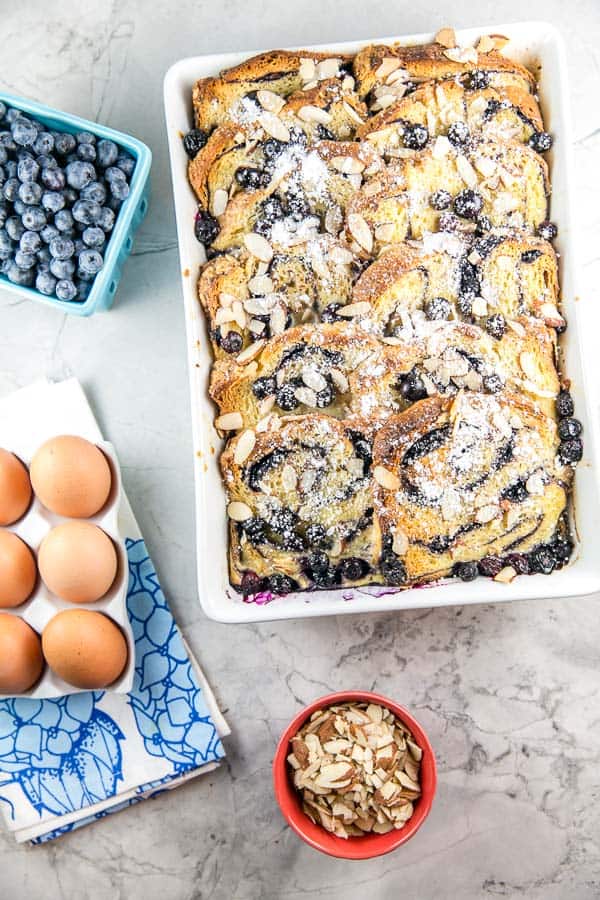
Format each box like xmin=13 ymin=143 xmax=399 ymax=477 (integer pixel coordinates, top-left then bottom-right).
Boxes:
xmin=216 ymin=411 xmax=243 ymax=431
xmin=299 ymin=57 xmax=316 ymax=82
xmin=281 ymin=464 xmax=298 ymax=491
xmin=233 ymin=429 xmax=256 ymax=465
xmin=375 ymin=57 xmax=400 ymax=80
xmin=490 ymin=33 xmax=509 ymax=50
xmin=519 ymin=351 xmax=538 ymax=382
xmin=219 ymin=291 xmax=236 ymax=308
xmin=342 ymin=100 xmax=364 ymax=125
xmin=477 ymin=34 xmax=496 ymax=53
xmin=456 ymin=153 xmax=479 ymax=188
xmin=435 ymin=26 xmax=457 ymax=48
xmin=432 ymin=135 xmax=452 ymax=159
xmin=471 ymin=296 xmax=488 ymax=317
xmin=474 ymin=155 xmax=496 ymax=177
xmin=247 ymin=274 xmax=274 ymax=295
xmin=526 ymin=471 xmax=545 ymax=495
xmin=257 ymin=89 xmax=285 ymax=113
xmin=374 ymin=465 xmax=400 ymax=491
xmin=298 ymin=105 xmax=332 ymax=125
xmin=212 ymin=188 xmax=228 ymax=217
xmin=244 ymin=232 xmax=273 ymax=262
xmin=507 ymin=318 xmax=526 ymax=337
xmin=337 ymin=301 xmax=371 ymax=318
xmin=476 ymin=504 xmax=500 ymax=524
xmin=392 ymin=529 xmax=409 ymax=556
xmin=330 ymin=368 xmax=350 ymax=393
xmin=236 ymin=339 xmax=266 ymax=364
xmin=494 ymin=565 xmax=518 ymax=583
xmin=260 ymin=112 xmax=290 ymax=142
xmin=347 ymin=213 xmax=373 ymax=252
xmin=294 ymin=385 xmax=318 ymax=407
xmin=374 ymin=223 xmax=396 ymax=242
xmin=317 ymin=57 xmax=341 ymax=80
xmin=443 ymin=46 xmax=478 ymax=64
xmin=227 ymin=500 xmax=252 ymax=521
xmin=371 ymin=93 xmax=396 ymax=111
xmin=331 ymin=155 xmax=365 ymax=174
xmin=386 ymin=67 xmax=410 ymax=86
xmin=302 ymin=367 xmax=328 ymax=392
xmin=215 ymin=307 xmax=235 ymax=326
xmin=269 ymin=304 xmax=286 ymax=335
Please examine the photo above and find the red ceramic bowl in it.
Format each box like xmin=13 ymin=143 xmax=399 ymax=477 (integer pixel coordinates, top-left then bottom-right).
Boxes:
xmin=273 ymin=690 xmax=437 ymax=859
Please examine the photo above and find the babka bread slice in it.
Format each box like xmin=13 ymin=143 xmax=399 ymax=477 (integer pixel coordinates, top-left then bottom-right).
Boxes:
xmin=372 ymin=391 xmax=570 ymax=585
xmin=353 ymin=41 xmax=536 ymax=110
xmin=197 ymin=236 xmax=360 ymax=361
xmin=344 ymin=139 xmax=550 ymax=247
xmin=221 ymin=415 xmax=379 ymax=593
xmin=350 ymin=235 xmax=562 ymax=334
xmin=192 ymin=50 xmax=356 ymax=134
xmin=209 ymin=323 xmax=385 ymax=428
xmin=356 ymin=80 xmax=546 ymax=159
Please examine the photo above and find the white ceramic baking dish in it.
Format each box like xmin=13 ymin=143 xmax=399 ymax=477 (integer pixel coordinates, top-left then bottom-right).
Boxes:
xmin=164 ymin=21 xmax=600 ymax=623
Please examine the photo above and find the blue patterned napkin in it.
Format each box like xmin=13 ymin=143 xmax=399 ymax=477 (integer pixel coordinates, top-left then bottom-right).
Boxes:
xmin=0 ymin=537 xmax=226 ymax=843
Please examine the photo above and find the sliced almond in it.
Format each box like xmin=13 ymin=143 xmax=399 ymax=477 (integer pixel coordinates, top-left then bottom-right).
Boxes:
xmin=299 ymin=58 xmax=316 ymax=83
xmin=331 ymin=156 xmax=365 ymax=175
xmin=526 ymin=472 xmax=545 ymax=495
xmin=219 ymin=291 xmax=236 ymax=308
xmin=244 ymin=232 xmax=273 ymax=262
xmin=337 ymin=301 xmax=371 ymax=318
xmin=392 ymin=529 xmax=409 ymax=556
xmin=330 ymin=368 xmax=350 ymax=393
xmin=519 ymin=351 xmax=539 ymax=382
xmin=257 ymin=89 xmax=285 ymax=114
xmin=294 ymin=385 xmax=318 ymax=407
xmin=215 ymin=411 xmax=243 ymax=431
xmin=233 ymin=429 xmax=256 ymax=465
xmin=342 ymin=100 xmax=364 ymax=125
xmin=215 ymin=307 xmax=235 ymax=326
xmin=227 ymin=500 xmax=252 ymax=521
xmin=260 ymin=112 xmax=290 ymax=142
xmin=374 ymin=465 xmax=400 ymax=491
xmin=432 ymin=135 xmax=452 ymax=159
xmin=347 ymin=213 xmax=373 ymax=252
xmin=456 ymin=154 xmax=479 ymax=188
xmin=281 ymin=464 xmax=298 ymax=491
xmin=269 ymin=304 xmax=287 ymax=335
xmin=302 ymin=367 xmax=328 ymax=392
xmin=212 ymin=188 xmax=228 ymax=217
xmin=471 ymin=296 xmax=488 ymax=317
xmin=374 ymin=223 xmax=396 ymax=242
xmin=494 ymin=565 xmax=517 ymax=584
xmin=443 ymin=46 xmax=478 ymax=64
xmin=317 ymin=57 xmax=341 ymax=80
xmin=477 ymin=34 xmax=496 ymax=54
xmin=476 ymin=504 xmax=500 ymax=524
xmin=435 ymin=27 xmax=457 ymax=48
xmin=298 ymin=105 xmax=332 ymax=125
xmin=247 ymin=274 xmax=274 ymax=295
xmin=375 ymin=57 xmax=400 ymax=80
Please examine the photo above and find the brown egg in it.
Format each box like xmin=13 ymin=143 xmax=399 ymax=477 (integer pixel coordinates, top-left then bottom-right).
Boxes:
xmin=30 ymin=435 xmax=112 ymax=518
xmin=0 ymin=614 xmax=44 ymax=693
xmin=38 ymin=522 xmax=117 ymax=603
xmin=0 ymin=531 xmax=37 ymax=608
xmin=42 ymin=609 xmax=128 ymax=689
xmin=0 ymin=450 xmax=32 ymax=526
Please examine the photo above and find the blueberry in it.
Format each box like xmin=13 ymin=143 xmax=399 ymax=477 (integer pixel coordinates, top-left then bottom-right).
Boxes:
xmin=11 ymin=118 xmax=37 ymax=147
xmin=235 ymin=166 xmax=270 ymax=190
xmin=439 ymin=211 xmax=461 ymax=232
xmin=380 ymin=554 xmax=407 ymax=585
xmin=41 ymin=223 xmax=59 ymax=244
xmin=476 ymin=215 xmax=493 ymax=235
xmin=105 ymin=165 xmax=126 ymax=183
xmin=78 ymin=248 xmax=103 ymax=275
xmin=0 ymin=132 xmax=17 ymax=152
xmin=81 ymin=180 xmax=107 ymax=205
xmin=558 ymin=418 xmax=582 ymax=440
xmin=465 ymin=70 xmax=490 ymax=90
xmin=315 ymin=383 xmax=334 ymax=408
xmin=65 ymin=160 xmax=96 ymax=190
xmin=239 ymin=571 xmax=266 ymax=594
xmin=262 ymin=139 xmax=285 ymax=162
xmin=41 ymin=166 xmax=65 ymax=191
xmin=4 ymin=160 xmax=16 ymax=178
xmin=0 ymin=102 xmax=5 ymax=119
xmin=6 ymin=108 xmax=25 ymax=124
xmin=5 ymin=262 xmax=34 ymax=285
xmin=402 ymin=121 xmax=429 ymax=149
xmin=5 ymin=216 xmax=24 ymax=241
xmin=559 ymin=438 xmax=583 ymax=464
xmin=483 ymin=373 xmax=504 ymax=394
xmin=49 ymin=237 xmax=75 ymax=260
xmin=286 ymin=193 xmax=311 ymax=221
xmin=537 ymin=220 xmax=558 ymax=241
xmin=50 ymin=257 xmax=75 ymax=279
xmin=304 ymin=523 xmax=331 ymax=549
xmin=241 ymin=517 xmax=266 ymax=545
xmin=454 ymin=561 xmax=478 ymax=581
xmin=82 ymin=226 xmax=105 ymax=249
xmin=267 ymin=574 xmax=296 ymax=595
xmin=53 ymin=132 xmax=76 ymax=156
xmin=305 ymin=551 xmax=330 ymax=576
xmin=528 ymin=131 xmax=553 ymax=153
xmin=252 ymin=375 xmax=276 ymax=399
xmin=529 ymin=545 xmax=556 ymax=574
xmin=115 ymin=154 xmax=135 ymax=178
xmin=55 ymin=209 xmax=74 ymax=232
xmin=89 ymin=139 xmax=117 ymax=170
xmin=13 ymin=199 xmax=27 ymax=216
xmin=33 ymin=131 xmax=54 ymax=155
xmin=17 ymin=156 xmax=39 ymax=183
xmin=399 ymin=367 xmax=427 ymax=402
xmin=180 ymin=128 xmax=208 ymax=161
xmin=425 ymin=296 xmax=452 ymax=320
xmin=316 ymin=124 xmax=335 ymax=141
xmin=3 ymin=178 xmax=20 ymax=202
xmin=109 ymin=177 xmax=129 ymax=202
xmin=478 ymin=556 xmax=503 ymax=577
xmin=21 ymin=206 xmax=46 ymax=231
xmin=320 ymin=303 xmax=342 ymax=323
xmin=454 ymin=189 xmax=484 ymax=220
xmin=55 ymin=279 xmax=78 ymax=301
xmin=254 ymin=196 xmax=285 ymax=236
xmin=447 ymin=121 xmax=471 ymax=147
xmin=37 ymin=154 xmax=57 ymax=169
xmin=555 ymin=390 xmax=574 ymax=418
xmin=14 ymin=249 xmax=36 ymax=270
xmin=17 ymin=181 xmax=42 ymax=205
xmin=75 ymin=278 xmax=92 ymax=300
xmin=0 ymin=147 xmax=6 ymax=165
xmin=0 ymin=229 xmax=13 ymax=259
xmin=194 ymin=208 xmax=219 ymax=245
xmin=41 ymin=191 xmax=65 ymax=213
xmin=552 ymin=534 xmax=573 ymax=564
xmin=35 ymin=270 xmax=57 ymax=295
xmin=0 ymin=165 xmax=4 ymax=187
xmin=98 ymin=206 xmax=115 ymax=232
xmin=77 ymin=142 xmax=96 ymax=162
xmin=276 ymin=383 xmax=300 ymax=411
xmin=37 ymin=247 xmax=51 ymax=265
xmin=76 ymin=131 xmax=96 ymax=145
xmin=485 ymin=314 xmax=506 ymax=339
xmin=338 ymin=557 xmax=368 ymax=581
xmin=218 ymin=330 xmax=242 ymax=354
xmin=72 ymin=198 xmax=102 ymax=225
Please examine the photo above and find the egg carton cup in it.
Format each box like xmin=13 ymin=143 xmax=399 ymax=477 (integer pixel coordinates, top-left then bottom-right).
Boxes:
xmin=0 ymin=441 xmax=134 ymax=699
xmin=0 ymin=90 xmax=152 ymax=316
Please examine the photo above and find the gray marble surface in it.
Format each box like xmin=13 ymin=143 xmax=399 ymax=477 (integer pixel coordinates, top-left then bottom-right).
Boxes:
xmin=1 ymin=1 xmax=600 ymax=897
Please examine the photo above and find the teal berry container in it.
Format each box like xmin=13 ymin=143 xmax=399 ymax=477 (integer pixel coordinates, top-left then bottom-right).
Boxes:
xmin=0 ymin=91 xmax=152 ymax=316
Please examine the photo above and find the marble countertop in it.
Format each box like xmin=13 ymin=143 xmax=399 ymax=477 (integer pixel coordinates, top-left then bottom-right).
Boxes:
xmin=1 ymin=1 xmax=600 ymax=897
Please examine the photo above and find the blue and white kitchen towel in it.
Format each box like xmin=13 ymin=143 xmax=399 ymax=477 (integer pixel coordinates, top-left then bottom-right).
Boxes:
xmin=0 ymin=380 xmax=228 ymax=843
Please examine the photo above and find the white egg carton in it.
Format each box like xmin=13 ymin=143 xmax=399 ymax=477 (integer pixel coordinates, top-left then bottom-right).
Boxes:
xmin=0 ymin=440 xmax=134 ymax=699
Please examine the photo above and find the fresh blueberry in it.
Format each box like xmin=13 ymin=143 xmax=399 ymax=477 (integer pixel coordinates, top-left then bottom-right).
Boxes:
xmin=0 ymin=147 xmax=7 ymax=165
xmin=485 ymin=314 xmax=506 ymax=339
xmin=252 ymin=375 xmax=277 ymax=399
xmin=529 ymin=545 xmax=556 ymax=574
xmin=239 ymin=571 xmax=266 ymax=595
xmin=559 ymin=438 xmax=583 ymax=464
xmin=6 ymin=108 xmax=25 ymax=124
xmin=81 ymin=181 xmax=106 ymax=204
xmin=77 ymin=142 xmax=96 ymax=162
xmin=35 ymin=270 xmax=57 ymax=295
xmin=49 ymin=257 xmax=75 ymax=279
xmin=109 ymin=177 xmax=129 ymax=202
xmin=78 ymin=248 xmax=104 ymax=275
xmin=65 ymin=160 xmax=96 ymax=190
xmin=3 ymin=178 xmax=20 ymax=202
xmin=558 ymin=418 xmax=582 ymax=440
xmin=478 ymin=556 xmax=503 ymax=577
xmin=82 ymin=226 xmax=105 ymax=249
xmin=115 ymin=154 xmax=135 ymax=178
xmin=37 ymin=154 xmax=57 ymax=169
xmin=0 ymin=229 xmax=14 ymax=259
xmin=182 ymin=129 xmax=208 ymax=158
xmin=55 ymin=279 xmax=78 ymax=301
xmin=72 ymin=198 xmax=102 ymax=225
xmin=454 ymin=189 xmax=484 ymax=220
xmin=76 ymin=131 xmax=96 ymax=145
xmin=41 ymin=166 xmax=65 ymax=191
xmin=454 ymin=561 xmax=479 ymax=581
xmin=17 ymin=181 xmax=42 ymax=205
xmin=75 ymin=278 xmax=92 ymax=300
xmin=194 ymin=208 xmax=219 ymax=245
xmin=49 ymin=237 xmax=75 ymax=260
xmin=52 ymin=132 xmax=75 ymax=156
xmin=14 ymin=249 xmax=36 ymax=269
xmin=0 ymin=165 xmax=5 ymax=187
xmin=0 ymin=102 xmax=5 ymax=120
xmin=0 ymin=132 xmax=17 ymax=152
xmin=13 ymin=199 xmax=27 ymax=216
xmin=402 ymin=121 xmax=429 ymax=149
xmin=41 ymin=191 xmax=65 ymax=213
xmin=425 ymin=296 xmax=452 ymax=320
xmin=537 ymin=220 xmax=558 ymax=241
xmin=41 ymin=223 xmax=59 ymax=244
xmin=5 ymin=216 xmax=25 ymax=241
xmin=465 ymin=70 xmax=490 ymax=90
xmin=55 ymin=209 xmax=74 ymax=232
xmin=63 ymin=187 xmax=78 ymax=206
xmin=399 ymin=367 xmax=427 ymax=402
xmin=95 ymin=139 xmax=119 ymax=168
xmin=21 ymin=206 xmax=46 ymax=231
xmin=5 ymin=261 xmax=34 ymax=285
xmin=16 ymin=156 xmax=39 ymax=183
xmin=447 ymin=121 xmax=471 ymax=147
xmin=105 ymin=165 xmax=126 ymax=183
xmin=218 ymin=329 xmax=242 ymax=354
xmin=33 ymin=132 xmax=55 ymax=155
xmin=555 ymin=390 xmax=574 ymax=418
xmin=4 ymin=160 xmax=17 ymax=178
xmin=37 ymin=247 xmax=51 ymax=265
xmin=11 ymin=118 xmax=37 ymax=147
xmin=528 ymin=131 xmax=553 ymax=153
xmin=98 ymin=206 xmax=115 ymax=232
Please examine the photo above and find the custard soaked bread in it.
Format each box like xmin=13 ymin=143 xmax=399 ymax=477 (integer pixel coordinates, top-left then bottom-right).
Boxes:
xmin=186 ymin=29 xmax=580 ymax=595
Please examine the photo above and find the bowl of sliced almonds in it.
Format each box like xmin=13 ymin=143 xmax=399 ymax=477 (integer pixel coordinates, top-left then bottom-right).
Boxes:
xmin=273 ymin=691 xmax=437 ymax=858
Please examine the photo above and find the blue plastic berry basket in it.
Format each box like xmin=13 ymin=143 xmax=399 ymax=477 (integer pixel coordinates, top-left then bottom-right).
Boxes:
xmin=0 ymin=91 xmax=151 ymax=316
